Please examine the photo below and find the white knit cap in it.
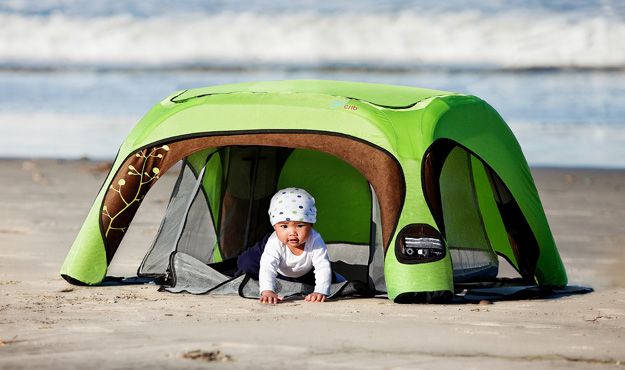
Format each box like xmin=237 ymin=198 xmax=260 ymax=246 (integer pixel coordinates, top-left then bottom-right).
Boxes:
xmin=268 ymin=188 xmax=317 ymax=225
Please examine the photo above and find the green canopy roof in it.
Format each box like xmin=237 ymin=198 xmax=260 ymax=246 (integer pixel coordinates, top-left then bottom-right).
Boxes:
xmin=171 ymin=79 xmax=451 ymax=108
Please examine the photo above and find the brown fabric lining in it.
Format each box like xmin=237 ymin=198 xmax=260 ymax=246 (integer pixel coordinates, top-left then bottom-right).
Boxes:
xmin=101 ymin=145 xmax=175 ymax=262
xmin=102 ymin=133 xmax=404 ymax=262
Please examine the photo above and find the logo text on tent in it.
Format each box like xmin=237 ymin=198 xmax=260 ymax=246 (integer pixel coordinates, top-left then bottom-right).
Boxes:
xmin=343 ymin=104 xmax=358 ymax=111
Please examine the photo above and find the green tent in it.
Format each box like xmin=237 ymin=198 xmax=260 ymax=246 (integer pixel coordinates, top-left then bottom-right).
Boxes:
xmin=61 ymin=79 xmax=567 ymax=303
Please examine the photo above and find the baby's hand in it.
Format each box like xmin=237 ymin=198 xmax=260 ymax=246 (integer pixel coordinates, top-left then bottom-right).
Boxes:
xmin=305 ymin=292 xmax=326 ymax=303
xmin=260 ymin=290 xmax=283 ymax=304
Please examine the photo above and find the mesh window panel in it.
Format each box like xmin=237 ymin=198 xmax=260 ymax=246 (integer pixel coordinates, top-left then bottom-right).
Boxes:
xmin=368 ymin=185 xmax=386 ymax=292
xmin=138 ymin=163 xmax=200 ymax=277
xmin=440 ymin=147 xmax=499 ymax=282
xmin=176 ymin=184 xmax=216 ymax=264
xmin=326 ymin=243 xmax=369 ymax=283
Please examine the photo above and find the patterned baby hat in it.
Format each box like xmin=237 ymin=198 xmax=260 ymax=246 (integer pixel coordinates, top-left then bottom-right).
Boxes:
xmin=268 ymin=187 xmax=317 ymax=225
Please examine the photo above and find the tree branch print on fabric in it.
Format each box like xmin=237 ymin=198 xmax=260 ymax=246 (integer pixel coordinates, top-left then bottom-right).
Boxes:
xmin=102 ymin=145 xmax=170 ymax=238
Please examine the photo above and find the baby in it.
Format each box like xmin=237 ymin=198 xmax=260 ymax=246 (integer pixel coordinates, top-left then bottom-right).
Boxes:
xmin=236 ymin=187 xmax=332 ymax=304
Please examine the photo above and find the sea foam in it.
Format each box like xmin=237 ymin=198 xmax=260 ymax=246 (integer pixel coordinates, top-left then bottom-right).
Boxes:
xmin=1 ymin=9 xmax=624 ymax=70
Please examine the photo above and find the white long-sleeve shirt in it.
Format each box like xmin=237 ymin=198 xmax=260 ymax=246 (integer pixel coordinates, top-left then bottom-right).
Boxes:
xmin=259 ymin=229 xmax=332 ymax=296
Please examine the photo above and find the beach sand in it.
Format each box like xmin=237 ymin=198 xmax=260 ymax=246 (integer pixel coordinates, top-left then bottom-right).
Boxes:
xmin=0 ymin=159 xmax=623 ymax=369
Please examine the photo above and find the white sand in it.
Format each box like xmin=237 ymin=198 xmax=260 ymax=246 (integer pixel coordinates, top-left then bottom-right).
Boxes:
xmin=1 ymin=159 xmax=624 ymax=369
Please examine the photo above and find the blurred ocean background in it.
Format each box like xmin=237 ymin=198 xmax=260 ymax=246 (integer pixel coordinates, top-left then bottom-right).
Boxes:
xmin=1 ymin=0 xmax=624 ymax=168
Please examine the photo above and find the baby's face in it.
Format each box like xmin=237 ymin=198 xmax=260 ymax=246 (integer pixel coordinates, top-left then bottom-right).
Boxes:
xmin=273 ymin=221 xmax=312 ymax=248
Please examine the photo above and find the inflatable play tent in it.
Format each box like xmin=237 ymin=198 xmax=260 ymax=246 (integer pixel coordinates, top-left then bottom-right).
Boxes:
xmin=60 ymin=80 xmax=567 ymax=303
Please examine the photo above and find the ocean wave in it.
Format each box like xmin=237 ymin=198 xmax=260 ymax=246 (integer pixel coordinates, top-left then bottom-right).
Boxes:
xmin=1 ymin=9 xmax=624 ymax=71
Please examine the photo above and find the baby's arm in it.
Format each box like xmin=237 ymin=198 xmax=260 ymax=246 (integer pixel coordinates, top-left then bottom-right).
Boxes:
xmin=308 ymin=241 xmax=332 ymax=303
xmin=259 ymin=242 xmax=282 ymax=304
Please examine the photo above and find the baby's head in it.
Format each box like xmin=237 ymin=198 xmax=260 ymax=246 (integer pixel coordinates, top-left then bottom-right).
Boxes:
xmin=268 ymin=188 xmax=317 ymax=247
